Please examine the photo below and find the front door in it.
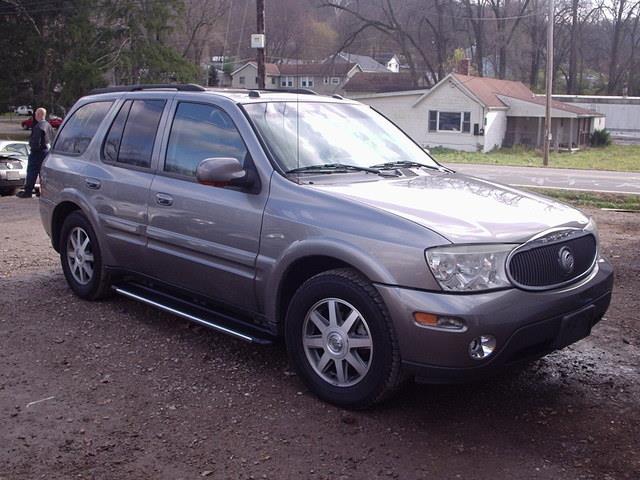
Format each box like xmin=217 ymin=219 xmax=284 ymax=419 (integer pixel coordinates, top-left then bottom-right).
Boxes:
xmin=146 ymin=100 xmax=268 ymax=312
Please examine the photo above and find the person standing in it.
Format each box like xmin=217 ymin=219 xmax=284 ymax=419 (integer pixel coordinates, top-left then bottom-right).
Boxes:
xmin=17 ymin=107 xmax=54 ymax=198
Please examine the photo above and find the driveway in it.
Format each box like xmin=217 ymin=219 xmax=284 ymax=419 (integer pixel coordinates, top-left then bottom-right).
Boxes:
xmin=445 ymin=163 xmax=640 ymax=195
xmin=1 ymin=197 xmax=639 ymax=479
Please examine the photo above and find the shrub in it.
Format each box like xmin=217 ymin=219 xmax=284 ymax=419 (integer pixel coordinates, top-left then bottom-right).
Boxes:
xmin=590 ymin=129 xmax=611 ymax=147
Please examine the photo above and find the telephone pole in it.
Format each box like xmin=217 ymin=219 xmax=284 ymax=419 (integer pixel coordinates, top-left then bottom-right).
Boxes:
xmin=256 ymin=0 xmax=266 ymax=89
xmin=543 ymin=0 xmax=554 ymax=166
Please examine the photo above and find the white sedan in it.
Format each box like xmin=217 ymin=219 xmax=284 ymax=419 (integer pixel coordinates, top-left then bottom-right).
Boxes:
xmin=0 ymin=140 xmax=29 ymax=195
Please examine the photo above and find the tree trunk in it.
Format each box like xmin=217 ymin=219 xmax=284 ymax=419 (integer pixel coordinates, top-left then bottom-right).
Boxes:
xmin=567 ymin=0 xmax=579 ymax=93
xmin=608 ymin=0 xmax=626 ymax=94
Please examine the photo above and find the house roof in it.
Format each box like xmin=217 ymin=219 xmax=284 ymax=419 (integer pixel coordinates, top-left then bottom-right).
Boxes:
xmin=230 ymin=61 xmax=281 ymax=77
xmin=327 ymin=52 xmax=388 ymax=72
xmin=343 ymin=72 xmax=415 ymax=93
xmin=417 ymin=73 xmax=602 ymax=117
xmin=278 ymin=62 xmax=359 ymax=76
xmin=373 ymin=53 xmax=398 ymax=65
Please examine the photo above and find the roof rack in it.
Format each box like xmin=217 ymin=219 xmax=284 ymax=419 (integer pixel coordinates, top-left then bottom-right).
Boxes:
xmin=258 ymin=88 xmax=318 ymax=96
xmin=89 ymin=83 xmax=206 ymax=95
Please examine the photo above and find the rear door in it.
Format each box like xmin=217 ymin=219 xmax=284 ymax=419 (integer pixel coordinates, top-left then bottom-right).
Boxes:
xmin=83 ymin=94 xmax=171 ymax=271
xmin=146 ymin=98 xmax=268 ymax=311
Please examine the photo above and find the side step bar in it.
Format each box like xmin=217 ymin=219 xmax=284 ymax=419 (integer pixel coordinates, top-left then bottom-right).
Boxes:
xmin=113 ymin=283 xmax=274 ymax=345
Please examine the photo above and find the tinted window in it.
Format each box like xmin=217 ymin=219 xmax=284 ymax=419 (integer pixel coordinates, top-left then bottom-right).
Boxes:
xmin=102 ymin=99 xmax=165 ymax=168
xmin=103 ymin=100 xmax=132 ymax=163
xmin=54 ymin=101 xmax=113 ymax=155
xmin=165 ymin=102 xmax=247 ymax=177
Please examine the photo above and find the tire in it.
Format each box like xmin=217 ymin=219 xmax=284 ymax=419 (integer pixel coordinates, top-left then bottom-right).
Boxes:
xmin=285 ymin=268 xmax=402 ymax=409
xmin=0 ymin=187 xmax=17 ymax=196
xmin=59 ymin=211 xmax=112 ymax=300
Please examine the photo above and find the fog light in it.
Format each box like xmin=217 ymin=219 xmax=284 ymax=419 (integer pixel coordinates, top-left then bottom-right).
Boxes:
xmin=414 ymin=312 xmax=466 ymax=331
xmin=469 ymin=335 xmax=496 ymax=360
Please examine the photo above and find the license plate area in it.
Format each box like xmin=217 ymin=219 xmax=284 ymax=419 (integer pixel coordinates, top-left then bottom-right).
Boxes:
xmin=556 ymin=305 xmax=595 ymax=349
xmin=6 ymin=171 xmax=19 ymax=180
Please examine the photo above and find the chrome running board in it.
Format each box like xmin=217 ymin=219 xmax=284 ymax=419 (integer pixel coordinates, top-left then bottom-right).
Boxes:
xmin=113 ymin=283 xmax=273 ymax=345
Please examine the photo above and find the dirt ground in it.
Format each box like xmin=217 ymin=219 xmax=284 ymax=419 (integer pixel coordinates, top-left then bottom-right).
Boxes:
xmin=0 ymin=196 xmax=638 ymax=480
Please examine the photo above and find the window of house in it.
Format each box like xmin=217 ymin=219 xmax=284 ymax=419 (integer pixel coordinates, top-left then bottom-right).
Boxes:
xmin=54 ymin=101 xmax=113 ymax=155
xmin=239 ymin=76 xmax=245 ymax=85
xmin=323 ymin=77 xmax=329 ymax=84
xmin=271 ymin=77 xmax=276 ymax=85
xmin=280 ymin=76 xmax=294 ymax=87
xmin=255 ymin=77 xmax=259 ymax=85
xmin=164 ymin=102 xmax=247 ymax=177
xmin=301 ymin=77 xmax=314 ymax=88
xmin=102 ymin=99 xmax=165 ymax=168
xmin=330 ymin=77 xmax=340 ymax=85
xmin=428 ymin=110 xmax=472 ymax=133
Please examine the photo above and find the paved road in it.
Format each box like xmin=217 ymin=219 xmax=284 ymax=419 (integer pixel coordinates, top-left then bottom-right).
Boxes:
xmin=445 ymin=163 xmax=640 ymax=195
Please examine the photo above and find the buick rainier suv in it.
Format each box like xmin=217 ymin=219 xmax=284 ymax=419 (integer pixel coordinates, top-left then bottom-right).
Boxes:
xmin=40 ymin=84 xmax=613 ymax=408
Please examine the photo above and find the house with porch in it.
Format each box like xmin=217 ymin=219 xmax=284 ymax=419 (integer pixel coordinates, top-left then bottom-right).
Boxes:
xmin=350 ymin=73 xmax=605 ymax=152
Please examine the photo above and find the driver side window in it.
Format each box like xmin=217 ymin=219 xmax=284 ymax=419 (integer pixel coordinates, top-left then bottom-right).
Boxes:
xmin=164 ymin=102 xmax=247 ymax=177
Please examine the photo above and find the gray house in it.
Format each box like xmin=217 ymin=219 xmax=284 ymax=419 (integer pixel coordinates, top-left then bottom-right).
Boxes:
xmin=230 ymin=61 xmax=362 ymax=95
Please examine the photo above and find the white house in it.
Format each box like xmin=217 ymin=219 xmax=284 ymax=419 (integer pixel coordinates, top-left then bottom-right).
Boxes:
xmin=351 ymin=73 xmax=605 ymax=152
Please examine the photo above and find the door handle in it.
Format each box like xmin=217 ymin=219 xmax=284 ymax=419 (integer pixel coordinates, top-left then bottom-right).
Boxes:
xmin=85 ymin=178 xmax=101 ymax=190
xmin=155 ymin=193 xmax=173 ymax=206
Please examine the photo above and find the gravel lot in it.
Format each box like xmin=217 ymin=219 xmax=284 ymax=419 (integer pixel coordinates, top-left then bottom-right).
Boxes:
xmin=1 ymin=196 xmax=638 ymax=480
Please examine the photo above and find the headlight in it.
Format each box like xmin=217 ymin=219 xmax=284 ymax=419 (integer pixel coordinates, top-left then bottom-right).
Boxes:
xmin=425 ymin=244 xmax=516 ymax=292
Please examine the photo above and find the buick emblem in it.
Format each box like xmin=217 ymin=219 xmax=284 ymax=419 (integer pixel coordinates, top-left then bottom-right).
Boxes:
xmin=558 ymin=246 xmax=575 ymax=274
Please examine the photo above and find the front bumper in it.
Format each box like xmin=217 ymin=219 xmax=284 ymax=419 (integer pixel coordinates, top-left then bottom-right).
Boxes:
xmin=375 ymin=257 xmax=614 ymax=383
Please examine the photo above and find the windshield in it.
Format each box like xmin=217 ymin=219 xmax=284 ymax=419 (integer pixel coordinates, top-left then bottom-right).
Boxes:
xmin=243 ymin=102 xmax=439 ymax=172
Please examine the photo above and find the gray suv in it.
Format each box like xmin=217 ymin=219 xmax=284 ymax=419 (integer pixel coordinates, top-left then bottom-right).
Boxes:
xmin=40 ymin=84 xmax=613 ymax=408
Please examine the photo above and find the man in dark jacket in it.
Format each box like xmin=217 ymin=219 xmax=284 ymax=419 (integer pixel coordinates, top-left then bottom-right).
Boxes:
xmin=17 ymin=107 xmax=55 ymax=198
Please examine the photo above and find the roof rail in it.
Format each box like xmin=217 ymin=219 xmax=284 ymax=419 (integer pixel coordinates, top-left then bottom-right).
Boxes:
xmin=89 ymin=83 xmax=206 ymax=95
xmin=259 ymin=88 xmax=318 ymax=95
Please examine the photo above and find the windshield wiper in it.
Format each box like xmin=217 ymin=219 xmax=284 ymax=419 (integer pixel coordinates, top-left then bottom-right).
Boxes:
xmin=369 ymin=160 xmax=444 ymax=171
xmin=286 ymin=163 xmax=397 ymax=176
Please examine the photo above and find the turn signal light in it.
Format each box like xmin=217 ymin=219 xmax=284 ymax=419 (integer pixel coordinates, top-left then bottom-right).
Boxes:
xmin=413 ymin=312 xmax=466 ymax=331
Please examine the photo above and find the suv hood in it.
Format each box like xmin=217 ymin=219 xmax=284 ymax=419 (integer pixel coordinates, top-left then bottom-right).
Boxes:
xmin=310 ymin=171 xmax=589 ymax=244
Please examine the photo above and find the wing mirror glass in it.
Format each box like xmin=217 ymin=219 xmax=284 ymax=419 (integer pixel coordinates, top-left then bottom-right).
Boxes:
xmin=196 ymin=157 xmax=252 ymax=188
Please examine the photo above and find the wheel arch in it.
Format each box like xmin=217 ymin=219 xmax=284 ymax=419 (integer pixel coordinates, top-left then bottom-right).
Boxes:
xmin=265 ymin=241 xmax=396 ymax=333
xmin=51 ymin=201 xmax=82 ymax=252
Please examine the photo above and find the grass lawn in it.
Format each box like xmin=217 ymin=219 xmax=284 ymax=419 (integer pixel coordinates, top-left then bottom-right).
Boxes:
xmin=526 ymin=188 xmax=640 ymax=211
xmin=432 ymin=145 xmax=640 ymax=172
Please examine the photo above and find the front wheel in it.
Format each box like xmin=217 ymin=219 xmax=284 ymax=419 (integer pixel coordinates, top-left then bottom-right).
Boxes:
xmin=59 ymin=211 xmax=112 ymax=300
xmin=285 ymin=268 xmax=402 ymax=409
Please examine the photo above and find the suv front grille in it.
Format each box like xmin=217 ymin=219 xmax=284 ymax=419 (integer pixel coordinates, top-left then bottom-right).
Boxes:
xmin=508 ymin=232 xmax=597 ymax=289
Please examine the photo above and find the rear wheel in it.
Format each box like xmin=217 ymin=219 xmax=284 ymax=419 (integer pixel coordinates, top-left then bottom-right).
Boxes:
xmin=285 ymin=268 xmax=402 ymax=409
xmin=0 ymin=187 xmax=17 ymax=196
xmin=59 ymin=211 xmax=112 ymax=300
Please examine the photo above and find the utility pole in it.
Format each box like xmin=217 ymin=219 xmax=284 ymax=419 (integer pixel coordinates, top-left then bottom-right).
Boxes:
xmin=256 ymin=0 xmax=266 ymax=89
xmin=543 ymin=0 xmax=554 ymax=166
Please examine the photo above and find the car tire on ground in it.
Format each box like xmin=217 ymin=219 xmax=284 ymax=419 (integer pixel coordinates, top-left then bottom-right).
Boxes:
xmin=0 ymin=187 xmax=18 ymax=196
xmin=59 ymin=211 xmax=112 ymax=300
xmin=285 ymin=268 xmax=402 ymax=409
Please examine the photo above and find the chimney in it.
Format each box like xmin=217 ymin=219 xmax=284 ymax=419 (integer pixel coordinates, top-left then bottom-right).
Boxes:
xmin=457 ymin=58 xmax=470 ymax=76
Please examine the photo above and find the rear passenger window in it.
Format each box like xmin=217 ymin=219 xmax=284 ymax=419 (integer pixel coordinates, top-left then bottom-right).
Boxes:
xmin=54 ymin=101 xmax=113 ymax=155
xmin=164 ymin=102 xmax=247 ymax=177
xmin=102 ymin=99 xmax=165 ymax=168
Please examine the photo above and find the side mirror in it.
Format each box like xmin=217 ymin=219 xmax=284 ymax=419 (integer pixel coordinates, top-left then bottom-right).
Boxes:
xmin=196 ymin=157 xmax=252 ymax=188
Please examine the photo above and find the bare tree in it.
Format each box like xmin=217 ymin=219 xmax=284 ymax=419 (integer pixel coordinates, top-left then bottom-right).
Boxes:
xmin=180 ymin=0 xmax=230 ymax=64
xmin=488 ymin=0 xmax=531 ymax=78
